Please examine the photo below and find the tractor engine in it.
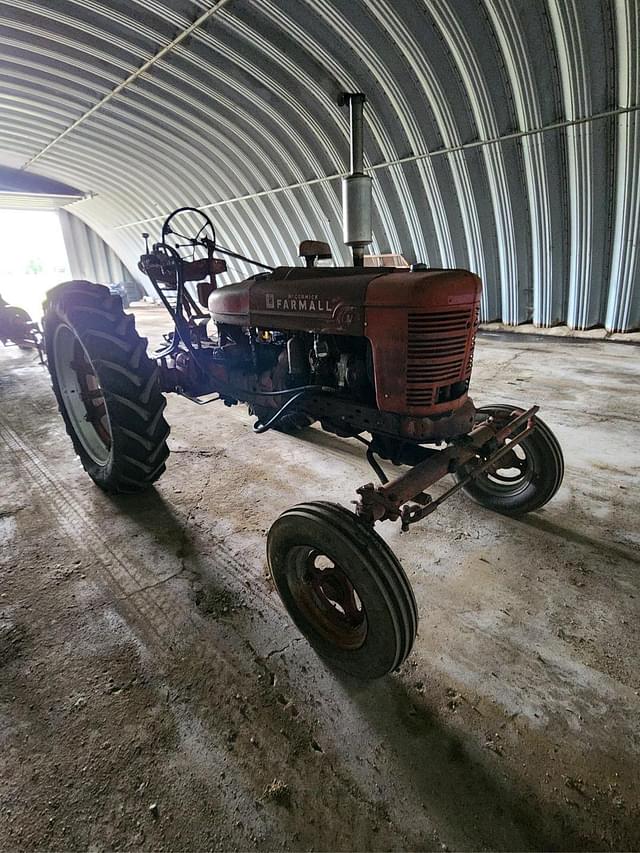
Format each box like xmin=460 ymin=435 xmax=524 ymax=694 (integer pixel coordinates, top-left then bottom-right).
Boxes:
xmin=221 ymin=325 xmax=375 ymax=432
xmin=206 ymin=264 xmax=481 ymax=437
xmin=246 ymin=329 xmax=371 ymax=400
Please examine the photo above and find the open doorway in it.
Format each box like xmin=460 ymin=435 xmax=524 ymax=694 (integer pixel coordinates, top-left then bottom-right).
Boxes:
xmin=0 ymin=209 xmax=70 ymax=321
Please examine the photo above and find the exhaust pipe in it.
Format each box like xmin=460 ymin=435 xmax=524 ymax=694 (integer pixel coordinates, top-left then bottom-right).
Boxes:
xmin=339 ymin=92 xmax=372 ymax=267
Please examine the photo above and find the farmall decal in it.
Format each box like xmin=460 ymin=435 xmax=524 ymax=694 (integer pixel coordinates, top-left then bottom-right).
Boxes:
xmin=265 ymin=292 xmax=334 ymax=313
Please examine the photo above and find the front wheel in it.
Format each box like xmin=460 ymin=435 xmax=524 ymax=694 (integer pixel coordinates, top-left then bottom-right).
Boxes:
xmin=43 ymin=280 xmax=170 ymax=493
xmin=267 ymin=502 xmax=417 ymax=679
xmin=455 ymin=404 xmax=564 ymax=516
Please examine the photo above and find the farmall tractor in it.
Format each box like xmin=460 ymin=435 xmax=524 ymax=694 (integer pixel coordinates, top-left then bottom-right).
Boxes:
xmin=44 ymin=94 xmax=564 ymax=679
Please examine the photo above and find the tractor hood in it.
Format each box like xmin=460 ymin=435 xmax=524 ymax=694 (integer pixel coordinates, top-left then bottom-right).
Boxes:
xmin=208 ymin=266 xmax=387 ymax=335
xmin=208 ymin=265 xmax=481 ymax=336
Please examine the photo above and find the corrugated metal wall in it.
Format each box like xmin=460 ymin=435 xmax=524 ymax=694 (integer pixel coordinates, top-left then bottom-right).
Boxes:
xmin=1 ymin=0 xmax=638 ymax=331
xmin=58 ymin=208 xmax=133 ymax=283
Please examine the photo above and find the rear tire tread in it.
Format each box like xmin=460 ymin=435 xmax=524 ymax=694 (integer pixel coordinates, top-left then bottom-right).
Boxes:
xmin=44 ymin=280 xmax=170 ymax=494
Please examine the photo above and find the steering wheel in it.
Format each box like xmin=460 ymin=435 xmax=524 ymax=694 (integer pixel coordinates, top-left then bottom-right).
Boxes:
xmin=161 ymin=207 xmax=216 ymax=260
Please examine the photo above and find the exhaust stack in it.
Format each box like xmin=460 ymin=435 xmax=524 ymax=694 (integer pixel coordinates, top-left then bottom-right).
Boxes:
xmin=339 ymin=92 xmax=372 ymax=267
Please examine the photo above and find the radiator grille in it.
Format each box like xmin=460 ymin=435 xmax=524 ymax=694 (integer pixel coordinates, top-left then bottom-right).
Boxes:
xmin=406 ymin=307 xmax=476 ymax=407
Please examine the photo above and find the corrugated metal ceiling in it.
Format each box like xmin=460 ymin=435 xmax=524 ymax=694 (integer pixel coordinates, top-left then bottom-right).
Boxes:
xmin=1 ymin=0 xmax=638 ymax=330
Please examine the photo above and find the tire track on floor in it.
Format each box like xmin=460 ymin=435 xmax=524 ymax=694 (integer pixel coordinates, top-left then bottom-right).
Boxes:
xmin=0 ymin=415 xmax=193 ymax=652
xmin=0 ymin=417 xmax=429 ymax=852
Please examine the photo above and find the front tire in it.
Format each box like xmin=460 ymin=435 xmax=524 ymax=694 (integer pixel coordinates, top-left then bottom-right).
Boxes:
xmin=267 ymin=502 xmax=417 ymax=679
xmin=43 ymin=280 xmax=170 ymax=493
xmin=455 ymin=404 xmax=564 ymax=516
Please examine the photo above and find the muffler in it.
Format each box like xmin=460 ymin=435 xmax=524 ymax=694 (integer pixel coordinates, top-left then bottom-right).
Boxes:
xmin=339 ymin=92 xmax=372 ymax=267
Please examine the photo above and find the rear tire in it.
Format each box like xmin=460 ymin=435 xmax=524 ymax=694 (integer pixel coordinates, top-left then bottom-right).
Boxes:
xmin=267 ymin=501 xmax=417 ymax=679
xmin=43 ymin=280 xmax=170 ymax=493
xmin=455 ymin=404 xmax=564 ymax=516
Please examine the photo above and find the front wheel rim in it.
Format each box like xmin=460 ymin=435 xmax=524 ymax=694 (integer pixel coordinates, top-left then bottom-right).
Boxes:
xmin=286 ymin=546 xmax=368 ymax=651
xmin=480 ymin=440 xmax=533 ymax=495
xmin=52 ymin=323 xmax=112 ymax=465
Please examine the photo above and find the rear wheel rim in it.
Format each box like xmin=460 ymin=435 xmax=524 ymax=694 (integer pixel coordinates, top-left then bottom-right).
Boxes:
xmin=286 ymin=546 xmax=368 ymax=651
xmin=52 ymin=323 xmax=112 ymax=465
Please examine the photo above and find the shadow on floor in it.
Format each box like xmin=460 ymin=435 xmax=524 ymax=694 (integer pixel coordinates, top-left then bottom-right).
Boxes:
xmin=338 ymin=671 xmax=600 ymax=851
xmin=101 ymin=473 xmax=637 ymax=850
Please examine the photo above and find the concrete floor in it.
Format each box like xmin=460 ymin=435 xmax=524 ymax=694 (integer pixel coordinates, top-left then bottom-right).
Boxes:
xmin=0 ymin=304 xmax=639 ymax=851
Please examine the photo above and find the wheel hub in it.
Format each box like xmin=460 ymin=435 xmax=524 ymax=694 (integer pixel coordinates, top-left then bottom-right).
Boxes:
xmin=484 ymin=440 xmax=530 ymax=489
xmin=289 ymin=547 xmax=368 ymax=650
xmin=52 ymin=323 xmax=112 ymax=465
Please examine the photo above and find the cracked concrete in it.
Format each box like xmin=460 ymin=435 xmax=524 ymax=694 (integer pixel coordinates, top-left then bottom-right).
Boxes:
xmin=266 ymin=639 xmax=303 ymax=659
xmin=0 ymin=304 xmax=639 ymax=851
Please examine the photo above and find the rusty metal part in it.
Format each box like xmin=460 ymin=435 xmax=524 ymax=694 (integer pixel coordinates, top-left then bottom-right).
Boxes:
xmin=210 ymin=267 xmax=381 ymax=334
xmin=71 ymin=348 xmax=112 ymax=449
xmin=399 ymin=420 xmax=537 ymax=530
xmin=364 ymin=271 xmax=481 ymax=415
xmin=355 ymin=406 xmax=539 ymax=528
xmin=299 ymin=394 xmax=476 ymax=442
xmin=289 ymin=548 xmax=368 ymax=650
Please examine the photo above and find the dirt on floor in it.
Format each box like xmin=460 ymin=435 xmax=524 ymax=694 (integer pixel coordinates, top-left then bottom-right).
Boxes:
xmin=0 ymin=305 xmax=639 ymax=851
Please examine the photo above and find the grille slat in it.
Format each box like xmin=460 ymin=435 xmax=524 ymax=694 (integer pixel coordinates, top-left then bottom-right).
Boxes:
xmin=408 ymin=364 xmax=465 ymax=372
xmin=408 ymin=343 xmax=467 ymax=356
xmin=406 ymin=307 xmax=476 ymax=406
xmin=408 ymin=324 xmax=469 ymax=334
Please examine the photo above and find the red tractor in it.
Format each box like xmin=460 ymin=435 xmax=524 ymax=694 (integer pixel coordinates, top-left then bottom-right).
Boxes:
xmin=43 ymin=94 xmax=563 ymax=679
